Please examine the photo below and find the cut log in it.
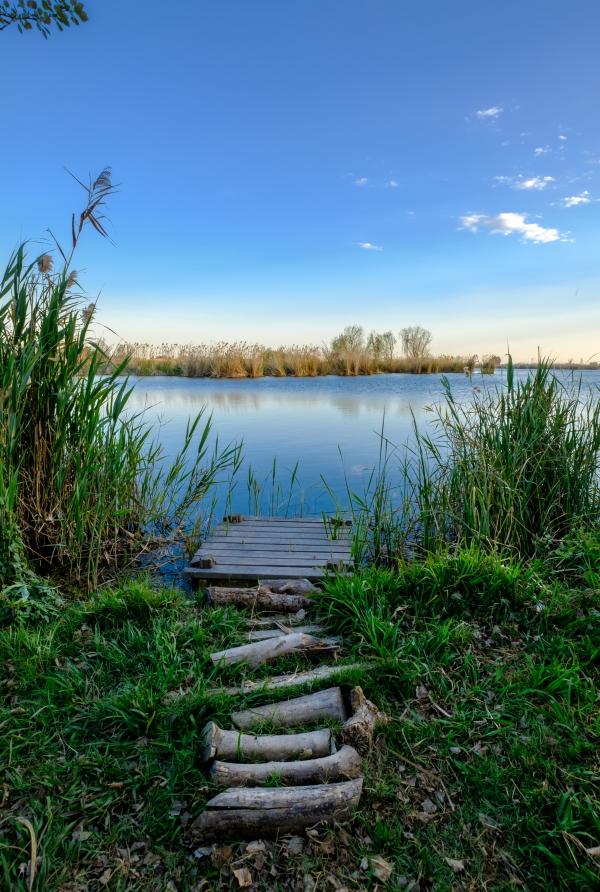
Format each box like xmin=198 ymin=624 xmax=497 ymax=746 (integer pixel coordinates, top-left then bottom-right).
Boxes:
xmin=232 ymin=687 xmax=348 ymax=730
xmin=210 ymin=744 xmax=362 ymax=787
xmin=340 ymin=686 xmax=388 ymax=749
xmin=259 ymin=578 xmax=319 ymax=595
xmin=189 ymin=778 xmax=363 ymax=841
xmin=210 ymin=633 xmax=339 ymax=669
xmin=207 ymin=586 xmax=312 ymax=613
xmin=208 ymin=663 xmax=366 ymax=697
xmin=246 ymin=614 xmax=314 ymax=627
xmin=200 ymin=721 xmax=331 ymax=762
xmin=246 ymin=626 xmax=325 ymax=640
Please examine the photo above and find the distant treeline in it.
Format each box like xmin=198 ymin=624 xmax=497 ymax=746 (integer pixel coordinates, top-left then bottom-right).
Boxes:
xmin=100 ymin=325 xmax=503 ymax=378
xmin=505 ymin=361 xmax=600 ymax=370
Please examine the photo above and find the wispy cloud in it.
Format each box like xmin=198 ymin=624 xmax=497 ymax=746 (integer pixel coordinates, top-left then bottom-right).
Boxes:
xmin=562 ymin=192 xmax=590 ymax=207
xmin=495 ymin=175 xmax=554 ymax=190
xmin=559 ymin=135 xmax=567 ymax=141
xmin=385 ymin=181 xmax=399 ymax=187
xmin=460 ymin=212 xmax=568 ymax=244
xmin=353 ymin=177 xmax=368 ymax=186
xmin=476 ymin=107 xmax=503 ymax=119
xmin=358 ymin=242 xmax=382 ymax=250
xmin=534 ymin=147 xmax=551 ymax=156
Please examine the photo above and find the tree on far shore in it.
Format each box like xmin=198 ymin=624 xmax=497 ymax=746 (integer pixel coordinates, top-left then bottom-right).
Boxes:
xmin=400 ymin=325 xmax=433 ymax=358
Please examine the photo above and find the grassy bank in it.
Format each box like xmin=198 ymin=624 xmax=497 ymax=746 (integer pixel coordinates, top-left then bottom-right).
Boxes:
xmin=1 ymin=548 xmax=599 ymax=891
xmin=104 ymin=342 xmax=480 ymax=378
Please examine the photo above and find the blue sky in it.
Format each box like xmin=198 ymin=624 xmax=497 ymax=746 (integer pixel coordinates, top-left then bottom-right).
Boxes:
xmin=1 ymin=0 xmax=599 ymax=360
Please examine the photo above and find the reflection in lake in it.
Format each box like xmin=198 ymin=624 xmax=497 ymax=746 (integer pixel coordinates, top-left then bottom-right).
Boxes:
xmin=125 ymin=370 xmax=597 ymax=516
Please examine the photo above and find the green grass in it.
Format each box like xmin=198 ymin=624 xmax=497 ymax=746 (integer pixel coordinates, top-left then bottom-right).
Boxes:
xmin=0 ymin=552 xmax=599 ymax=891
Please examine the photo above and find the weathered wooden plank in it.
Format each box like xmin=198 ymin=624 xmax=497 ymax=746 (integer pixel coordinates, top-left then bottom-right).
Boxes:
xmin=195 ymin=556 xmax=352 ymax=569
xmin=212 ymin=528 xmax=346 ymax=537
xmin=194 ymin=543 xmax=352 ymax=555
xmin=214 ymin=520 xmax=349 ymax=531
xmin=239 ymin=516 xmax=325 ymax=522
xmin=214 ymin=522 xmax=351 ymax=533
xmin=182 ymin=565 xmax=332 ymax=580
xmin=210 ymin=534 xmax=350 ymax=545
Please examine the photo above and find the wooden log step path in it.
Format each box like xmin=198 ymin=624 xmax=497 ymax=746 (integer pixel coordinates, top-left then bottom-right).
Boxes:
xmin=188 ymin=576 xmax=373 ymax=843
xmin=182 ymin=515 xmax=354 ymax=584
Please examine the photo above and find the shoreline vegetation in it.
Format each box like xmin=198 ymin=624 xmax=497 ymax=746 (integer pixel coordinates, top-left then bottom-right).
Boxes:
xmin=100 ymin=339 xmax=600 ymax=380
xmin=104 ymin=341 xmax=487 ymax=378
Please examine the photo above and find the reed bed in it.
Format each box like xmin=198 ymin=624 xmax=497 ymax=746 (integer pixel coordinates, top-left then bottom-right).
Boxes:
xmin=0 ymin=173 xmax=239 ymax=596
xmin=104 ymin=341 xmax=478 ymax=378
xmin=330 ymin=359 xmax=600 ymax=564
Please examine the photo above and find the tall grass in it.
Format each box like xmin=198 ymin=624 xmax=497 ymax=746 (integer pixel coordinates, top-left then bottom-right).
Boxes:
xmin=103 ymin=341 xmax=479 ymax=378
xmin=409 ymin=359 xmax=600 ymax=557
xmin=0 ymin=171 xmax=240 ymax=593
xmin=321 ymin=360 xmax=600 ymax=565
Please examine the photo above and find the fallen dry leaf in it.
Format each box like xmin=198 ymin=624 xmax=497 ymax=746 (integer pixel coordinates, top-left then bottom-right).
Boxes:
xmin=166 ymin=882 xmax=178 ymax=892
xmin=10 ymin=708 xmax=26 ymax=716
xmin=287 ymin=837 xmax=304 ymax=855
xmin=232 ymin=867 xmax=253 ymax=887
xmin=246 ymin=840 xmax=266 ymax=854
xmin=445 ymin=857 xmax=465 ymax=873
xmin=370 ymin=856 xmax=393 ymax=882
xmin=98 ymin=869 xmax=113 ymax=885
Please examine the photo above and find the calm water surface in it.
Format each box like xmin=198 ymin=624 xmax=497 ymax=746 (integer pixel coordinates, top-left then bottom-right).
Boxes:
xmin=126 ymin=370 xmax=600 ymax=516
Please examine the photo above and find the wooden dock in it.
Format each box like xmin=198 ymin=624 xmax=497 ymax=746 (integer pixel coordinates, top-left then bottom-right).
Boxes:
xmin=182 ymin=515 xmax=353 ymax=583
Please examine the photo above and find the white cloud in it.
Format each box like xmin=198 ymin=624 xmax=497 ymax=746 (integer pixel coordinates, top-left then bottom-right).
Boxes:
xmin=460 ymin=212 xmax=567 ymax=244
xmin=385 ymin=181 xmax=399 ymax=187
xmin=476 ymin=107 xmax=503 ymax=119
xmin=562 ymin=192 xmax=590 ymax=207
xmin=358 ymin=242 xmax=382 ymax=250
xmin=534 ymin=147 xmax=551 ymax=156
xmin=353 ymin=178 xmax=368 ymax=186
xmin=516 ymin=176 xmax=554 ymax=190
xmin=495 ymin=175 xmax=554 ymax=190
xmin=559 ymin=135 xmax=567 ymax=141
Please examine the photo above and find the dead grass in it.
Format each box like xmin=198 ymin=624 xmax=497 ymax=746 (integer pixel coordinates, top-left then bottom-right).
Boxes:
xmin=101 ymin=343 xmax=478 ymax=378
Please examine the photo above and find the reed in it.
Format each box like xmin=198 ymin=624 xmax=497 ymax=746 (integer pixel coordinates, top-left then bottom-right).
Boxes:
xmin=0 ymin=174 xmax=240 ymax=593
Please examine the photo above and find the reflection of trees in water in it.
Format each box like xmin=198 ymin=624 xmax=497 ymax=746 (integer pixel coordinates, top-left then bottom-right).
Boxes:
xmin=127 ymin=386 xmax=418 ymax=419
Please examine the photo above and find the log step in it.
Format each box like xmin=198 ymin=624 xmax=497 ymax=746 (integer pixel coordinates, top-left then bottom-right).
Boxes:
xmin=207 ymin=662 xmax=366 ymax=697
xmin=210 ymin=633 xmax=340 ymax=669
xmin=207 ymin=586 xmax=313 ymax=613
xmin=232 ymin=687 xmax=347 ymax=730
xmin=189 ymin=778 xmax=363 ymax=841
xmin=210 ymin=744 xmax=361 ymax=787
xmin=246 ymin=626 xmax=327 ymax=640
xmin=201 ymin=721 xmax=331 ymax=762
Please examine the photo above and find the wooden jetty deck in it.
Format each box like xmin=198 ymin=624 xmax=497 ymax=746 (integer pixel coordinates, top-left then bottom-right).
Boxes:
xmin=182 ymin=515 xmax=353 ymax=583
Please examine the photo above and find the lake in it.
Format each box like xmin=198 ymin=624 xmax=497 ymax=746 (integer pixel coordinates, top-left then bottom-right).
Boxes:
xmin=125 ymin=368 xmax=600 ymax=519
